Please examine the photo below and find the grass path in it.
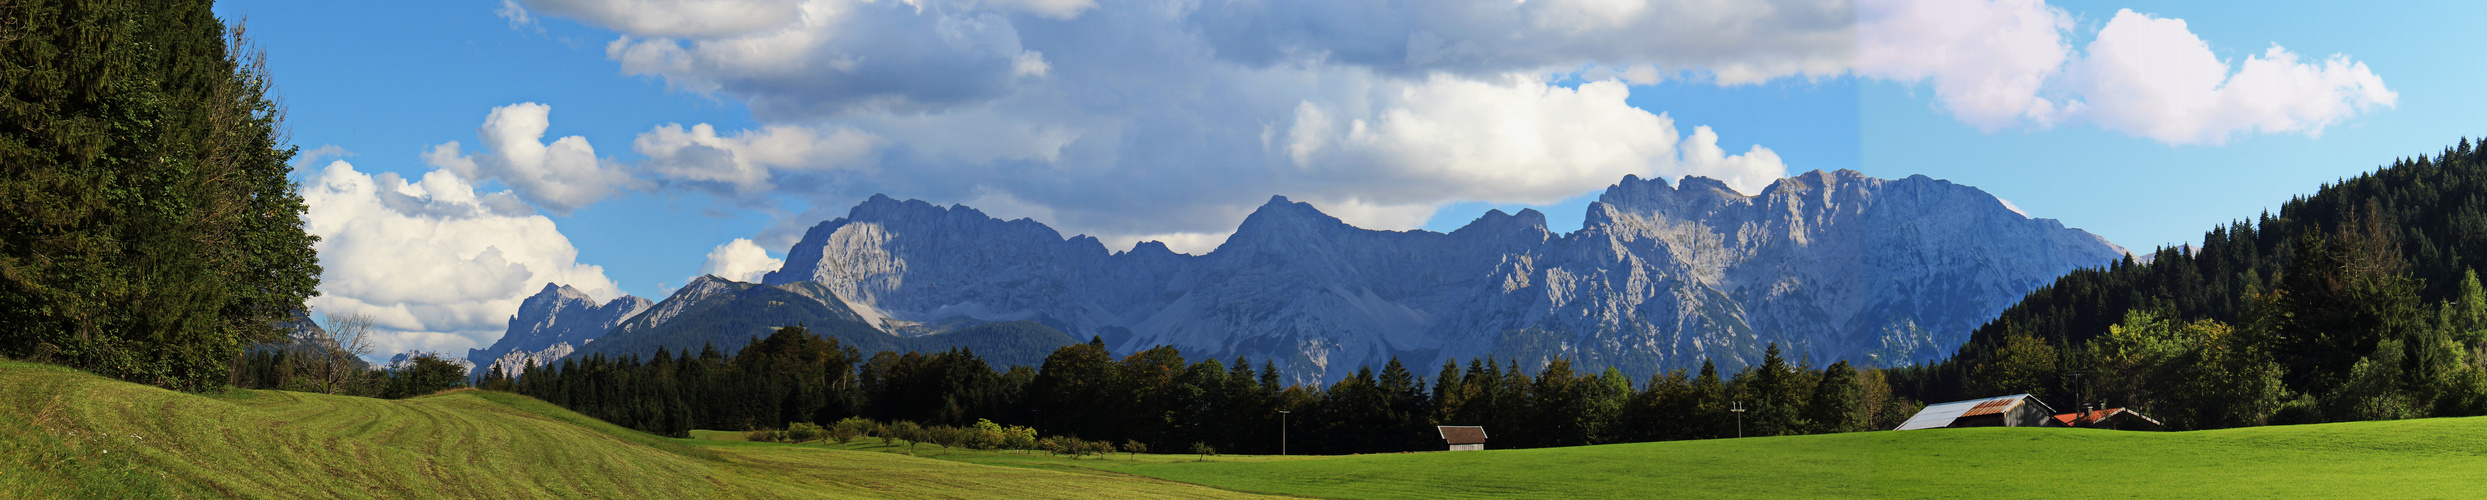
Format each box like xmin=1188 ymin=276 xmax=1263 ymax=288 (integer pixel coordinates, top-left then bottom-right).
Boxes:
xmin=0 ymin=361 xmax=1270 ymax=499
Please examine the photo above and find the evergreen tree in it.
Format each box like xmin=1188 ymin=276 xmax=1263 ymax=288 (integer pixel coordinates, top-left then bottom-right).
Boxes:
xmin=1 ymin=0 xmax=322 ymax=391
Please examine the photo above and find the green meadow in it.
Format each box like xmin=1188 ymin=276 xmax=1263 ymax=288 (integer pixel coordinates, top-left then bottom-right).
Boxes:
xmin=11 ymin=359 xmax=2487 ymax=498
xmin=0 ymin=360 xmax=1259 ymax=499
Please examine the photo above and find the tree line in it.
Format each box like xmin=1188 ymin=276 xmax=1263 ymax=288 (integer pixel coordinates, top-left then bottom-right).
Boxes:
xmin=511 ymin=325 xmax=1925 ymax=454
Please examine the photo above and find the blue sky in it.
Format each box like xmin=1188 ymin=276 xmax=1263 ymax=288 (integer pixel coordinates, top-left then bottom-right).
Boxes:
xmin=213 ymin=0 xmax=2480 ymax=355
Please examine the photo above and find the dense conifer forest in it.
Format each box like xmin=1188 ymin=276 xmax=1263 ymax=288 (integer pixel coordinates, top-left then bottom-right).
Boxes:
xmin=1895 ymin=138 xmax=2487 ymax=429
xmin=511 ymin=325 xmax=1922 ymax=454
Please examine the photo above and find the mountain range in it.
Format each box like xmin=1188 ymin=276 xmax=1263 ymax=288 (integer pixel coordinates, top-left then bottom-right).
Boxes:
xmin=749 ymin=169 xmax=2128 ymax=383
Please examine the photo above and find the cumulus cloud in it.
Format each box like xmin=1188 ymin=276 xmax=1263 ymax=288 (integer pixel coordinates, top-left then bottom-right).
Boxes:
xmin=1859 ymin=1 xmax=2394 ymax=144
xmin=697 ymin=238 xmax=784 ymax=282
xmin=425 ymin=103 xmax=639 ymax=214
xmin=1186 ymin=0 xmax=1855 ymax=83
xmin=1856 ymin=0 xmax=2072 ymax=130
xmin=1286 ymin=75 xmax=1787 ymax=202
xmin=301 ymin=160 xmax=622 ymax=358
xmin=634 ymin=122 xmax=879 ymax=197
xmin=2059 ymin=10 xmax=2396 ymax=144
xmin=512 ymin=0 xmax=800 ymax=37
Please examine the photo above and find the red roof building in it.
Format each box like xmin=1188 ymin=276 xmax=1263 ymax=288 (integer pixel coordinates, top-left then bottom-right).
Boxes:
xmin=2050 ymin=406 xmax=2166 ymax=431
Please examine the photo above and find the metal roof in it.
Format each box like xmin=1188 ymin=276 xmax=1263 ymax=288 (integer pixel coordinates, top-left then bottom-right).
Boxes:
xmin=2050 ymin=408 xmax=2166 ymax=428
xmin=1894 ymin=394 xmax=2033 ymax=430
xmin=1438 ymin=426 xmax=1488 ymax=444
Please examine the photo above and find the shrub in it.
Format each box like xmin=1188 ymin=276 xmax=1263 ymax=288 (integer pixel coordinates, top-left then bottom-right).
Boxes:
xmin=1003 ymin=425 xmax=1038 ymax=451
xmin=784 ymin=422 xmax=825 ymax=444
xmin=892 ymin=421 xmax=925 ymax=453
xmin=832 ymin=417 xmax=876 ymax=444
xmin=1121 ymin=439 xmax=1147 ymax=458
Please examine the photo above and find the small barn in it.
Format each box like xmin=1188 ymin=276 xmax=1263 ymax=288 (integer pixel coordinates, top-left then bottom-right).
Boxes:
xmin=1894 ymin=394 xmax=2060 ymax=430
xmin=2051 ymin=406 xmax=2166 ymax=431
xmin=1438 ymin=426 xmax=1488 ymax=451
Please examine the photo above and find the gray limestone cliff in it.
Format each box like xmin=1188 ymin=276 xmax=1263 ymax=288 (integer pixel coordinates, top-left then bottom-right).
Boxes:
xmin=466 ymin=283 xmax=652 ymax=377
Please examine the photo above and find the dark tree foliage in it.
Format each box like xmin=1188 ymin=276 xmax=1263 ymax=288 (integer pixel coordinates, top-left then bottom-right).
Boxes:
xmin=1895 ymin=138 xmax=2487 ymax=429
xmin=521 ymin=331 xmax=1899 ymax=453
xmin=0 ymin=0 xmax=321 ymax=391
xmin=230 ymin=350 xmax=469 ymax=399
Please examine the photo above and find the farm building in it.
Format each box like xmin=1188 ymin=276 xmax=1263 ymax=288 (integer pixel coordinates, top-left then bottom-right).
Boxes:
xmin=1438 ymin=426 xmax=1488 ymax=451
xmin=2051 ymin=405 xmax=2166 ymax=431
xmin=1894 ymin=394 xmax=2060 ymax=430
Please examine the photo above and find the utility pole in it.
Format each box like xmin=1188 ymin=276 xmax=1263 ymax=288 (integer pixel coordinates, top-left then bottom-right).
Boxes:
xmin=1278 ymin=410 xmax=1291 ymax=456
xmin=1730 ymin=401 xmax=1747 ymax=438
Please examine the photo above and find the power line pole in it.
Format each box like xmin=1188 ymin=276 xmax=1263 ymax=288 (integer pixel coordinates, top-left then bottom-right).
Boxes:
xmin=1278 ymin=410 xmax=1291 ymax=456
xmin=1730 ymin=401 xmax=1747 ymax=438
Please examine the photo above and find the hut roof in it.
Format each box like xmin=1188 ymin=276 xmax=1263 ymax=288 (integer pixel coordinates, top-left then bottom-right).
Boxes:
xmin=2050 ymin=408 xmax=2165 ymax=428
xmin=1438 ymin=426 xmax=1488 ymax=445
xmin=1895 ymin=394 xmax=2050 ymax=430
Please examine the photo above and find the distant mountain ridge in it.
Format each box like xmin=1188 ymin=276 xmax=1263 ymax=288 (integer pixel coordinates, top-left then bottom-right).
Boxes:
xmin=552 ymin=276 xmax=1081 ymax=370
xmin=764 ymin=170 xmax=2128 ymax=383
xmin=466 ymin=284 xmax=652 ymax=377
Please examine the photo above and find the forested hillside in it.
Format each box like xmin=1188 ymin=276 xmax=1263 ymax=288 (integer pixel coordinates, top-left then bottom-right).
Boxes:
xmin=0 ymin=0 xmax=321 ymax=391
xmin=1898 ymin=138 xmax=2487 ymax=429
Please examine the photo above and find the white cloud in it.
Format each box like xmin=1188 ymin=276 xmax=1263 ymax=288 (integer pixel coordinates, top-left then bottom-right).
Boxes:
xmin=301 ymin=160 xmax=621 ymax=359
xmin=496 ymin=0 xmax=539 ymax=31
xmin=697 ymin=238 xmax=785 ymax=282
xmin=1286 ymin=74 xmax=1787 ymax=204
xmin=425 ymin=103 xmax=639 ymax=214
xmin=2060 ymin=10 xmax=2396 ymax=145
xmin=1859 ymin=1 xmax=2394 ymax=144
xmin=1857 ymin=0 xmax=2073 ymax=130
xmin=519 ymin=0 xmax=801 ymax=37
xmin=634 ymin=122 xmax=879 ymax=196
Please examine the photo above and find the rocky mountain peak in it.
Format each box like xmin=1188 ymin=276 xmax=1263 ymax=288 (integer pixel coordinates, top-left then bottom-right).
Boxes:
xmin=466 ymin=282 xmax=651 ymax=376
xmin=1221 ymin=195 xmax=1357 ymax=251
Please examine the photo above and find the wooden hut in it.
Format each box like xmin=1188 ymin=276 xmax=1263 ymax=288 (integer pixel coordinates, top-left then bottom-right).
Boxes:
xmin=2050 ymin=405 xmax=2166 ymax=431
xmin=1894 ymin=394 xmax=2060 ymax=430
xmin=1438 ymin=426 xmax=1488 ymax=451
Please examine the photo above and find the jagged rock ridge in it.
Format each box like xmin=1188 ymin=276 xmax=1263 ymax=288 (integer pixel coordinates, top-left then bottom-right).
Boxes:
xmin=763 ymin=170 xmax=2127 ymax=383
xmin=465 ymin=283 xmax=652 ymax=377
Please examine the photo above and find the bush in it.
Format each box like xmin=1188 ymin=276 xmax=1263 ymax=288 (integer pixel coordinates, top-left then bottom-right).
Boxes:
xmin=832 ymin=417 xmax=876 ymax=444
xmin=1121 ymin=439 xmax=1147 ymax=457
xmin=784 ymin=422 xmax=825 ymax=443
xmin=1002 ymin=424 xmax=1038 ymax=451
xmin=745 ymin=429 xmax=784 ymax=443
xmin=892 ymin=421 xmax=925 ymax=453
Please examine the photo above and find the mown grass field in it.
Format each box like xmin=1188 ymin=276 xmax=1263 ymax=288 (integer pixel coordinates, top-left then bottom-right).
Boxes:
xmin=13 ymin=358 xmax=2487 ymax=498
xmin=786 ymin=412 xmax=2487 ymax=499
xmin=0 ymin=360 xmax=1262 ymax=499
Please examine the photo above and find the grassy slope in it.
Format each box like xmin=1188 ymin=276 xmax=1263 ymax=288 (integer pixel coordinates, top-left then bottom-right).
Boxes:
xmin=0 ymin=361 xmax=1264 ymax=499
